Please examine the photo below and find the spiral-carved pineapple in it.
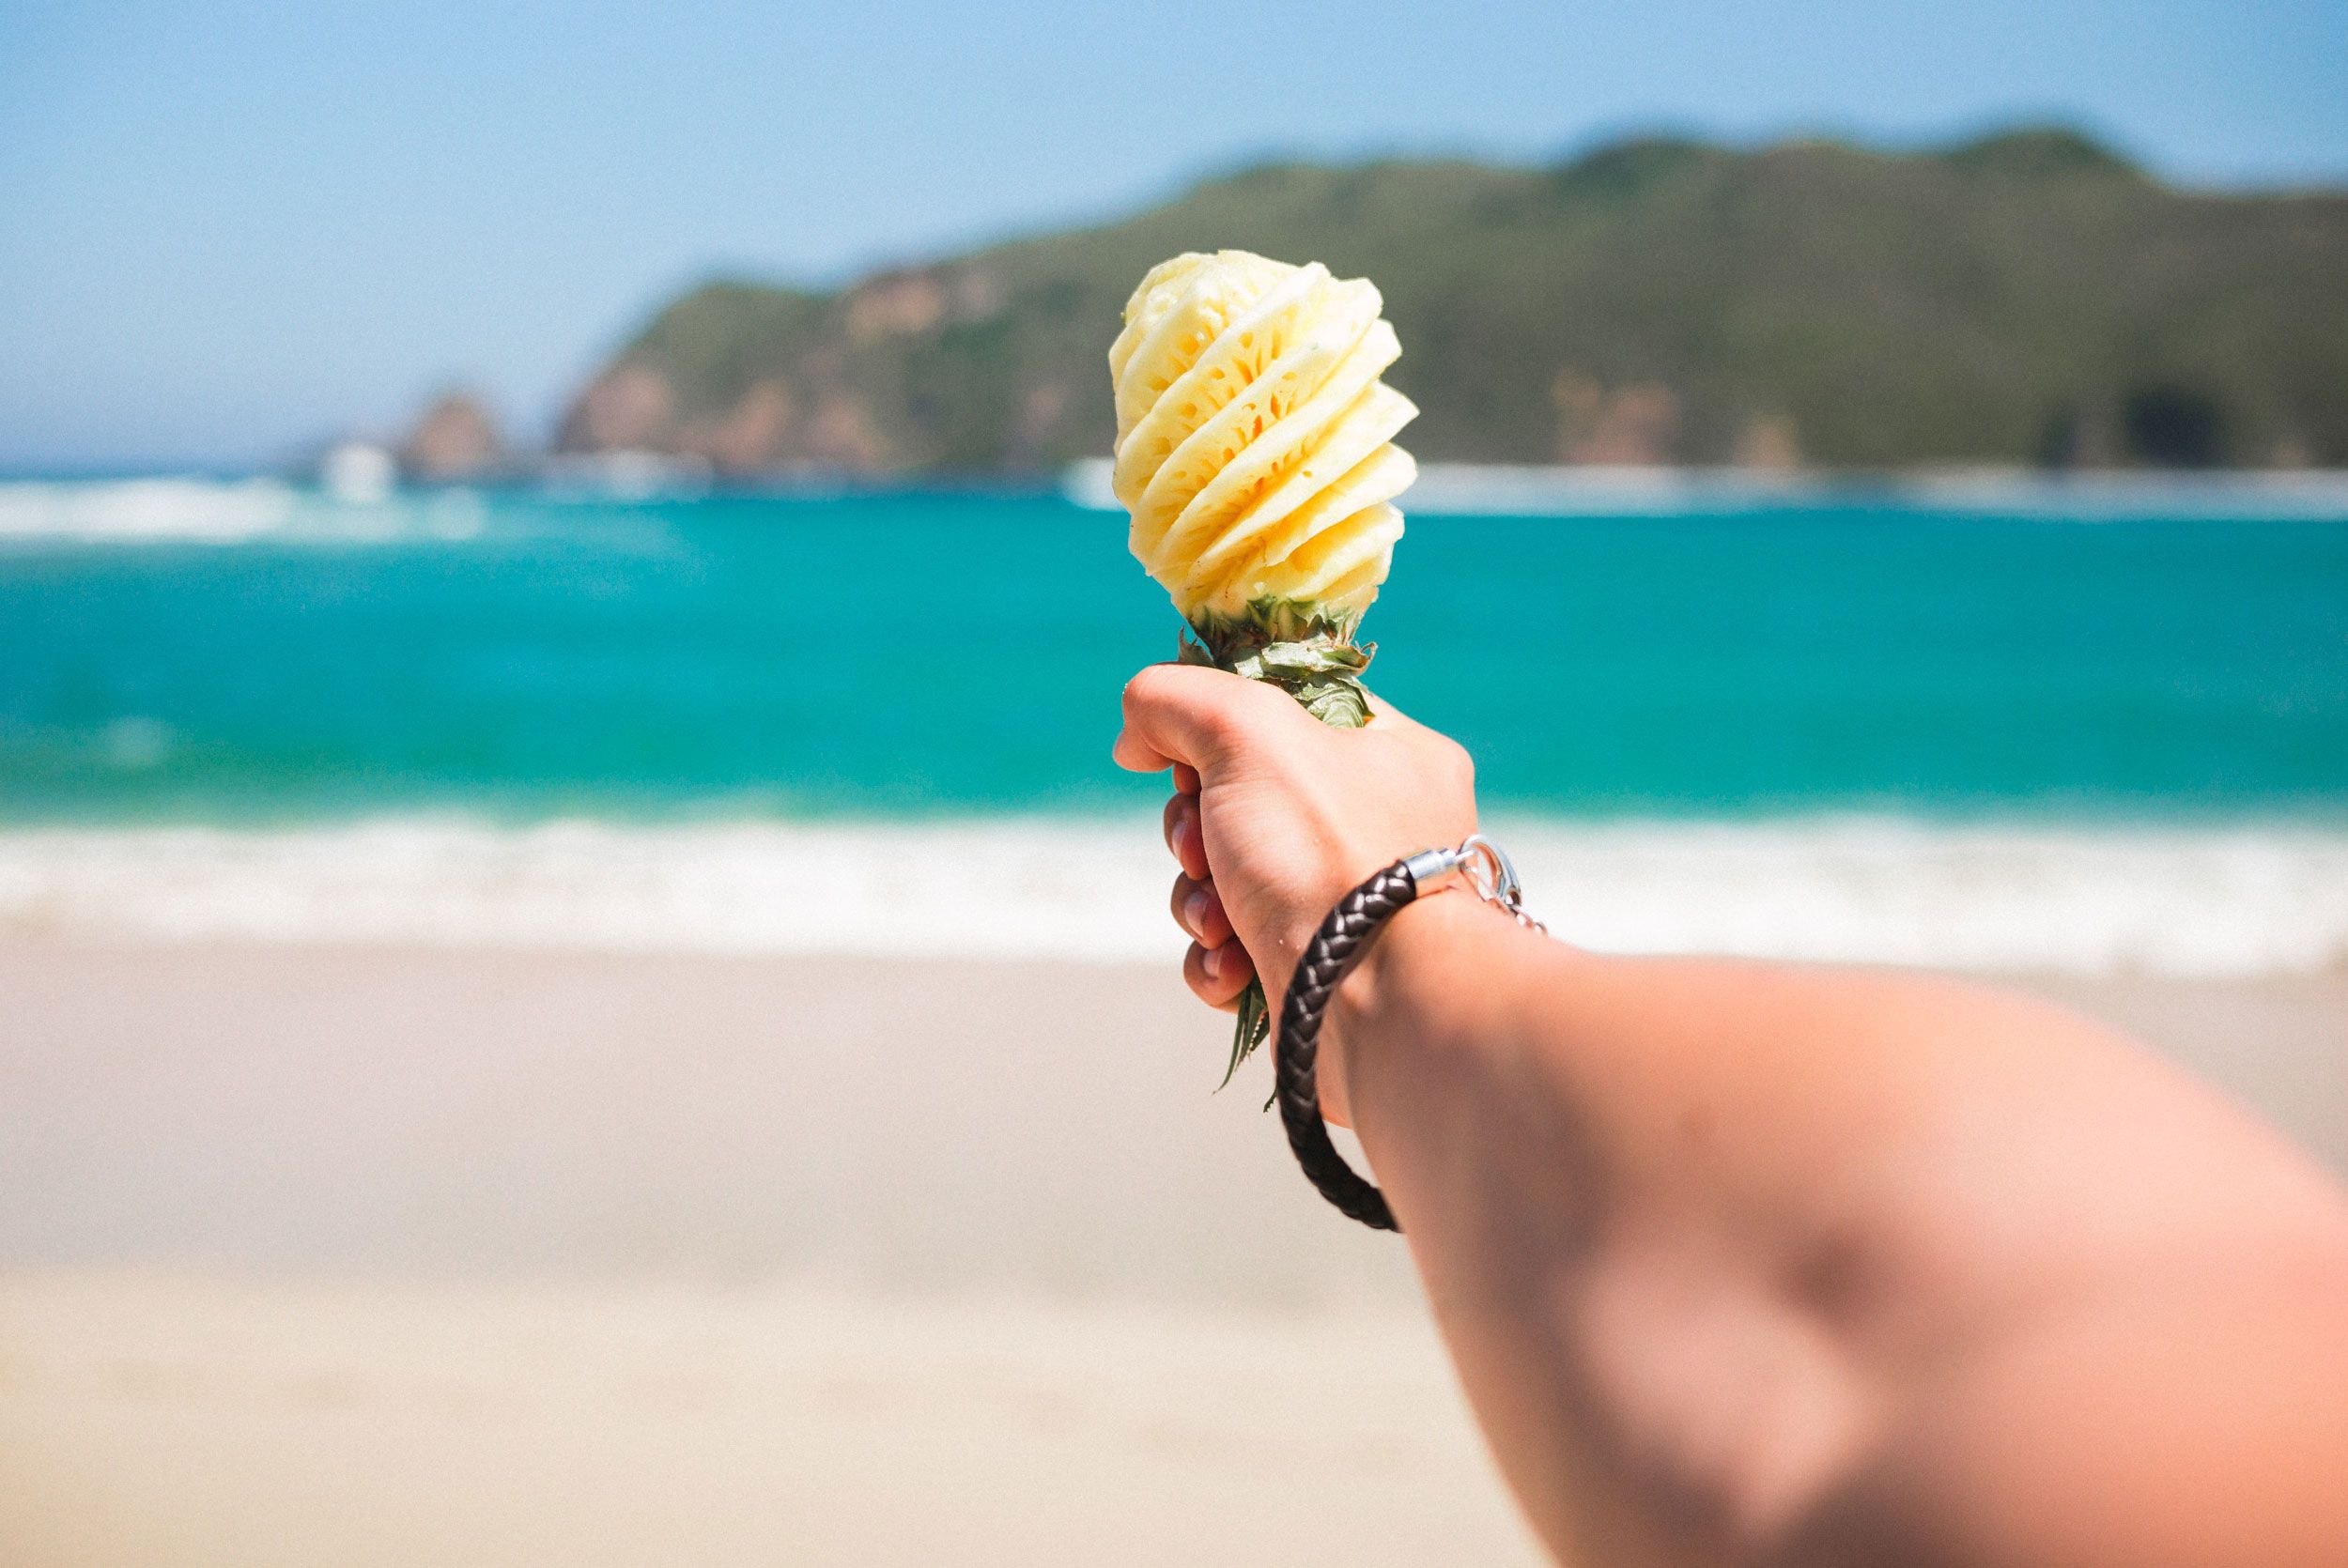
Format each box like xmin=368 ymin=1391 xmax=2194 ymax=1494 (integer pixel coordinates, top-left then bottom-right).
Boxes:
xmin=1108 ymin=251 xmax=1417 ymax=636
xmin=1109 ymin=250 xmax=1420 ymax=1084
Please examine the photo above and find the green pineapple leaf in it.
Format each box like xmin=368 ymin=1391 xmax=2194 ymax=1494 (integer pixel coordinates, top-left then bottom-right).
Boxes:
xmin=1182 ymin=599 xmax=1377 ymax=1092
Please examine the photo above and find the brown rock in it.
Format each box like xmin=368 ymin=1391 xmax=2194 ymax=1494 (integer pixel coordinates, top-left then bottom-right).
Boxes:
xmin=398 ymin=392 xmax=506 ymax=482
xmin=684 ymin=380 xmax=799 ymax=474
xmin=1733 ymin=414 xmax=1802 ymax=473
xmin=798 ymin=392 xmax=892 ymax=470
xmin=2269 ymin=430 xmax=2314 ymax=469
xmin=844 ymin=271 xmax=946 ymax=344
xmin=949 ymin=268 xmax=1004 ymax=323
xmin=1553 ymin=373 xmax=1682 ymax=465
xmin=1009 ymin=381 xmax=1074 ymax=468
xmin=559 ymin=366 xmax=677 ymax=453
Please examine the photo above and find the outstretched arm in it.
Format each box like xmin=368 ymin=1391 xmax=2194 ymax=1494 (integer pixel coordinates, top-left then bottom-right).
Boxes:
xmin=1116 ymin=663 xmax=2348 ymax=1568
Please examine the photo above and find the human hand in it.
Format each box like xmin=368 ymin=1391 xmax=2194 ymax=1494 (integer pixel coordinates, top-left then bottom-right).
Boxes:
xmin=1113 ymin=663 xmax=1478 ymax=1118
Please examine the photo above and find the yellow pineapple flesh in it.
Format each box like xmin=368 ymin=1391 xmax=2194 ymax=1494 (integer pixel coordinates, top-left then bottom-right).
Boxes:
xmin=1107 ymin=249 xmax=1420 ymax=1074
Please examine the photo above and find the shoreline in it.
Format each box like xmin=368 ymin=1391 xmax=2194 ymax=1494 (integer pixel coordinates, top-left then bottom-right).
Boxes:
xmin=4 ymin=815 xmax=2345 ymax=977
xmin=1063 ymin=456 xmax=2348 ymax=516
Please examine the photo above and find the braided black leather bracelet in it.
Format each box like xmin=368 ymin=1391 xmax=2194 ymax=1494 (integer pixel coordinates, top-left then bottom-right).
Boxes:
xmin=1274 ymin=836 xmax=1541 ymax=1231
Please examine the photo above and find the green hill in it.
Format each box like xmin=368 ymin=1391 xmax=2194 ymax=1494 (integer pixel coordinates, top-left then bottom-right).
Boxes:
xmin=556 ymin=129 xmax=2348 ymax=474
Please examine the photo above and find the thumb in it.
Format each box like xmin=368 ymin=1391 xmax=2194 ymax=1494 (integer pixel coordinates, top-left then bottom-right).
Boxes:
xmin=1113 ymin=662 xmax=1302 ymax=774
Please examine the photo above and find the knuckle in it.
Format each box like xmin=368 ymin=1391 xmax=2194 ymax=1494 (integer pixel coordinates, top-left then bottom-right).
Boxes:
xmin=1188 ymin=700 xmax=1244 ymax=752
xmin=1429 ymin=733 xmax=1475 ymax=788
xmin=1121 ymin=664 xmax=1173 ymax=716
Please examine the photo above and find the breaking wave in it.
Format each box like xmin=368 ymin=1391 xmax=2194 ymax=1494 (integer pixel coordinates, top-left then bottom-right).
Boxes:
xmin=2 ymin=815 xmax=2343 ymax=977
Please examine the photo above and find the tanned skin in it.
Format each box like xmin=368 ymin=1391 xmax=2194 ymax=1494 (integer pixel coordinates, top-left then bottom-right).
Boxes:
xmin=1116 ymin=663 xmax=2348 ymax=1568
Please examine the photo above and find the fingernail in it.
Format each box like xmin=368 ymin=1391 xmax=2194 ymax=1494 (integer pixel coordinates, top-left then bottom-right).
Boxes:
xmin=1182 ymin=885 xmax=1212 ymax=936
xmin=1201 ymin=945 xmax=1224 ymax=981
xmin=1169 ymin=815 xmax=1190 ymax=858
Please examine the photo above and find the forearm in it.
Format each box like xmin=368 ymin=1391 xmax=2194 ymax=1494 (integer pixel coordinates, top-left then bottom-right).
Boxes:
xmin=1334 ymin=893 xmax=2348 ymax=1563
xmin=1335 ymin=896 xmax=1826 ymax=1560
xmin=1118 ymin=666 xmax=2348 ymax=1561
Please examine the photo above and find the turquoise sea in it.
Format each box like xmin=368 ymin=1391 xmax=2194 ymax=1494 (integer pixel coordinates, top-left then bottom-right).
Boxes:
xmin=1 ymin=480 xmax=2343 ymax=825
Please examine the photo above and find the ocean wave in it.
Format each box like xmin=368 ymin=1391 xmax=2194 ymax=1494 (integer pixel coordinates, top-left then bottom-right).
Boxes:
xmin=0 ymin=816 xmax=2342 ymax=976
xmin=0 ymin=479 xmax=491 ymax=546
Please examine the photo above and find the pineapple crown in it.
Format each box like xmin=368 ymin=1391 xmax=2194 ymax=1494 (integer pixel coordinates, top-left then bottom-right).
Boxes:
xmin=1182 ymin=598 xmax=1375 ymax=730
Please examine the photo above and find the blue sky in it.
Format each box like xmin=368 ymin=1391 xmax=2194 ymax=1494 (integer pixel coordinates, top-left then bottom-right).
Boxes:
xmin=3 ymin=0 xmax=2343 ymax=471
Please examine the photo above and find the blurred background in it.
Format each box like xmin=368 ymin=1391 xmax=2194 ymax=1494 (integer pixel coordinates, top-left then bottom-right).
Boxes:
xmin=3 ymin=3 xmax=2345 ymax=1564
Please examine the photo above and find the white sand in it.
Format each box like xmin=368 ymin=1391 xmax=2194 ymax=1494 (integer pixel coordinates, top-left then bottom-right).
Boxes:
xmin=0 ymin=1272 xmax=1535 ymax=1568
xmin=2 ymin=938 xmax=2340 ymax=1564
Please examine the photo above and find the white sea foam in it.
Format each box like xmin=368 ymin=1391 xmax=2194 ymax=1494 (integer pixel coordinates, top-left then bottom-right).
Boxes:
xmin=12 ymin=469 xmax=2346 ymax=543
xmin=1 ymin=816 xmax=2342 ymax=977
xmin=0 ymin=479 xmax=491 ymax=546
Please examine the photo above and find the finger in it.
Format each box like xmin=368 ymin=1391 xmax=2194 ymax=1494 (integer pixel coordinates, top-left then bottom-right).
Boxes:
xmin=1162 ymin=793 xmax=1210 ymax=881
xmin=1168 ymin=872 xmax=1234 ymax=947
xmin=1172 ymin=762 xmax=1200 ymax=796
xmin=1118 ymin=662 xmax=1298 ymax=775
xmin=1113 ymin=728 xmax=1175 ymax=774
xmin=1184 ymin=940 xmax=1256 ymax=1010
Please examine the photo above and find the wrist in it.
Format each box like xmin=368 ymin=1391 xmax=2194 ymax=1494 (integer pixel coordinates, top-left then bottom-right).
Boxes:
xmin=1322 ymin=887 xmax=1525 ymax=1111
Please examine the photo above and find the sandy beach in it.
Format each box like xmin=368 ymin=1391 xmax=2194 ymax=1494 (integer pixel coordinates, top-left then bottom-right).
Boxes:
xmin=3 ymin=938 xmax=2341 ymax=1565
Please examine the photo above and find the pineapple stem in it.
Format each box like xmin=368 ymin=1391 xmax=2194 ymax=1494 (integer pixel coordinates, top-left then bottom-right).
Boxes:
xmin=1183 ymin=599 xmax=1376 ymax=1090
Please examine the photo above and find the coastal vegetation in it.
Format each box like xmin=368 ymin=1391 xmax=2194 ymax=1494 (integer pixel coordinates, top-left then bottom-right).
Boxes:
xmin=552 ymin=129 xmax=2348 ymax=475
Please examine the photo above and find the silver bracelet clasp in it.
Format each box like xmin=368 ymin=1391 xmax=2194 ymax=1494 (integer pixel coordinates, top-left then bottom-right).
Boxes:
xmin=1399 ymin=834 xmax=1544 ymax=931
